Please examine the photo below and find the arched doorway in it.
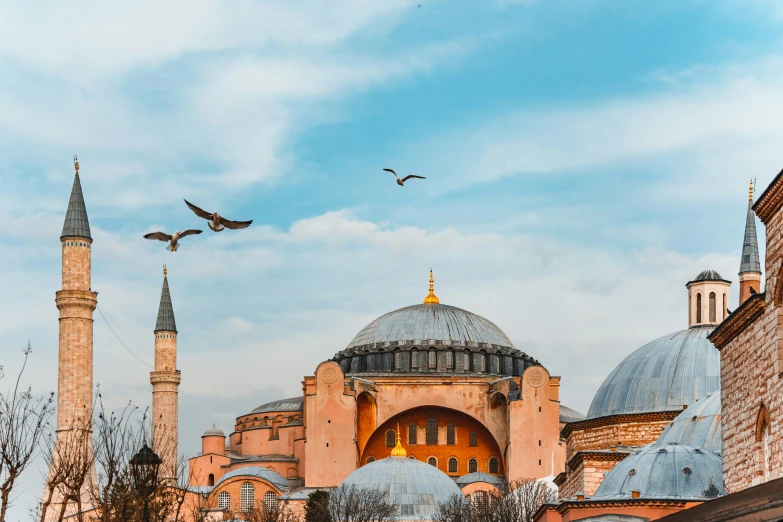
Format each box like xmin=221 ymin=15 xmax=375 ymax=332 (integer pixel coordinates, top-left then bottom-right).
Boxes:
xmin=356 ymin=392 xmax=377 ymax=454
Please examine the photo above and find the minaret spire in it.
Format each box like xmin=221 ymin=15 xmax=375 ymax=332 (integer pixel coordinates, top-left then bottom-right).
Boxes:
xmin=155 ymin=265 xmax=177 ymax=333
xmin=739 ymin=179 xmax=761 ymax=305
xmin=60 ymin=156 xmax=92 ymax=240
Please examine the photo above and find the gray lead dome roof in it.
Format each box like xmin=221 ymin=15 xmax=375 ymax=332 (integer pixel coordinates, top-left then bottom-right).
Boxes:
xmin=347 ymin=304 xmax=514 ymax=349
xmin=340 ymin=457 xmax=462 ymax=520
xmin=587 ymin=326 xmax=720 ymax=419
xmin=250 ymin=396 xmax=304 ymax=414
xmin=654 ymin=392 xmax=721 ymax=453
xmin=593 ymin=445 xmax=724 ymax=500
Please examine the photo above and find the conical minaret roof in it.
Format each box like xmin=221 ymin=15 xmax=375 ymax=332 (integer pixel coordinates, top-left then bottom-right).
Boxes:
xmin=155 ymin=267 xmax=177 ymax=333
xmin=60 ymin=157 xmax=92 ymax=240
xmin=740 ymin=181 xmax=761 ymax=274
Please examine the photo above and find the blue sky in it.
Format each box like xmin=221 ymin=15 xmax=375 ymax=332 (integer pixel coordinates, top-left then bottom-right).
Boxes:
xmin=1 ymin=0 xmax=782 ymax=517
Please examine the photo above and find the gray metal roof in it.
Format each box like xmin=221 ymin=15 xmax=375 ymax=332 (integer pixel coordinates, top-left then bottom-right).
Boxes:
xmin=279 ymin=487 xmax=330 ymax=500
xmin=690 ymin=270 xmax=729 ymax=283
xmin=347 ymin=304 xmax=515 ymax=349
xmin=455 ymin=472 xmax=507 ymax=488
xmin=154 ymin=274 xmax=177 ymax=333
xmin=740 ymin=200 xmax=762 ymax=274
xmin=587 ymin=326 xmax=720 ymax=419
xmin=250 ymin=396 xmax=303 ymax=415
xmin=560 ymin=404 xmax=586 ymax=424
xmin=61 ymin=172 xmax=92 ymax=240
xmin=593 ymin=444 xmax=724 ymax=500
xmin=215 ymin=466 xmax=291 ymax=491
xmin=202 ymin=424 xmax=225 ymax=437
xmin=654 ymin=392 xmax=721 ymax=454
xmin=340 ymin=457 xmax=462 ymax=520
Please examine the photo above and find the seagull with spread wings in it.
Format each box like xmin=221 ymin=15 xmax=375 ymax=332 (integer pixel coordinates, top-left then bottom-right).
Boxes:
xmin=143 ymin=230 xmax=202 ymax=251
xmin=383 ymin=168 xmax=426 ymax=186
xmin=184 ymin=199 xmax=253 ymax=232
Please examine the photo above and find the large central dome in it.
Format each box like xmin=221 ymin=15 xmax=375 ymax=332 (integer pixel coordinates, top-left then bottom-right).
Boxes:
xmin=347 ymin=303 xmax=515 ymax=349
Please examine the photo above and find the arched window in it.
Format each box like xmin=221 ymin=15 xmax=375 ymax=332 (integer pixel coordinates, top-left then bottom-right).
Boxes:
xmin=386 ymin=429 xmax=396 ymax=447
xmin=366 ymin=456 xmax=376 ymax=464
xmin=479 ymin=353 xmax=487 ymax=373
xmin=394 ymin=351 xmax=401 ymax=370
xmin=696 ymin=293 xmax=702 ymax=323
xmin=464 ymin=351 xmax=471 ymax=372
xmin=208 ymin=473 xmax=214 ymax=486
xmin=446 ymin=350 xmax=454 ymax=369
xmin=408 ymin=455 xmax=416 ymax=460
xmin=411 ymin=349 xmax=419 ymax=369
xmin=428 ymin=350 xmax=437 ymax=369
xmin=426 ymin=416 xmax=438 ymax=445
xmin=756 ymin=406 xmax=771 ymax=481
xmin=240 ymin=482 xmax=254 ymax=512
xmin=409 ymin=423 xmax=418 ymax=444
xmin=447 ymin=423 xmax=455 ymax=445
xmin=723 ymin=293 xmax=727 ymax=320
xmin=709 ymin=292 xmax=716 ymax=323
xmin=489 ymin=457 xmax=499 ymax=474
xmin=264 ymin=492 xmax=278 ymax=513
xmin=469 ymin=458 xmax=478 ymax=473
xmin=448 ymin=457 xmax=458 ymax=473
xmin=428 ymin=457 xmax=437 ymax=467
xmin=472 ymin=491 xmax=489 ymax=510
xmin=218 ymin=492 xmax=231 ymax=511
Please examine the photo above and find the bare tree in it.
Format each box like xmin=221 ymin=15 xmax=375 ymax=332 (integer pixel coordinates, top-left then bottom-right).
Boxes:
xmin=328 ymin=484 xmax=396 ymax=522
xmin=506 ymin=478 xmax=558 ymax=522
xmin=432 ymin=494 xmax=471 ymax=522
xmin=243 ymin=501 xmax=299 ymax=522
xmin=0 ymin=343 xmax=54 ymax=522
xmin=434 ymin=478 xmax=558 ymax=522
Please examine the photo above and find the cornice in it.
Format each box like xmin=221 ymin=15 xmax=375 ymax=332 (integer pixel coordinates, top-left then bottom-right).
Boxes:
xmin=753 ymin=167 xmax=783 ymax=224
xmin=561 ymin=411 xmax=679 ymax=438
xmin=566 ymin=450 xmax=631 ymax=471
xmin=708 ymin=292 xmax=766 ymax=350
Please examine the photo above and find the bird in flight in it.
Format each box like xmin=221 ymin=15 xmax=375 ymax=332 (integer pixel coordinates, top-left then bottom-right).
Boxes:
xmin=383 ymin=168 xmax=426 ymax=187
xmin=143 ymin=230 xmax=202 ymax=252
xmin=184 ymin=199 xmax=253 ymax=232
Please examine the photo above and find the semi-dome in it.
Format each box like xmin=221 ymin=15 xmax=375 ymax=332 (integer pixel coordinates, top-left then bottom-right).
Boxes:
xmin=593 ymin=444 xmax=724 ymax=500
xmin=587 ymin=326 xmax=720 ymax=420
xmin=251 ymin=396 xmax=303 ymax=415
xmin=340 ymin=457 xmax=462 ymax=520
xmin=215 ymin=466 xmax=291 ymax=490
xmin=347 ymin=303 xmax=515 ymax=349
xmin=202 ymin=424 xmax=225 ymax=437
xmin=560 ymin=404 xmax=586 ymax=424
xmin=653 ymin=392 xmax=721 ymax=453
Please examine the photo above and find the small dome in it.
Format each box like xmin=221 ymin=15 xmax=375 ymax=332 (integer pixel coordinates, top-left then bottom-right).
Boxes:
xmin=251 ymin=396 xmax=303 ymax=415
xmin=587 ymin=326 xmax=720 ymax=419
xmin=340 ymin=457 xmax=462 ymax=520
xmin=690 ymin=270 xmax=729 ymax=283
xmin=347 ymin=304 xmax=515 ymax=349
xmin=593 ymin=445 xmax=724 ymax=500
xmin=202 ymin=424 xmax=225 ymax=437
xmin=215 ymin=466 xmax=291 ymax=491
xmin=559 ymin=404 xmax=586 ymax=424
xmin=654 ymin=392 xmax=721 ymax=453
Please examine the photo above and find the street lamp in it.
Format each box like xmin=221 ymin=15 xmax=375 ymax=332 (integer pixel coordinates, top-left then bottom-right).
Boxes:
xmin=130 ymin=444 xmax=162 ymax=522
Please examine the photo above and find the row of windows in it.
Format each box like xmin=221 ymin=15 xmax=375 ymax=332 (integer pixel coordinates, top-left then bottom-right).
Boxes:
xmin=155 ymin=334 xmax=175 ymax=338
xmin=64 ymin=241 xmax=90 ymax=248
xmin=394 ymin=350 xmax=488 ymax=372
xmin=218 ymin=484 xmax=278 ymax=513
xmin=366 ymin=456 xmax=499 ymax=474
xmin=693 ymin=291 xmax=728 ymax=323
xmin=385 ymin=420 xmax=477 ymax=447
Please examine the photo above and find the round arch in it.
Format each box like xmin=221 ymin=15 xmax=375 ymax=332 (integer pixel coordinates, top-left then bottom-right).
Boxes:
xmin=359 ymin=405 xmax=505 ymax=476
xmin=356 ymin=392 xmax=377 ymax=453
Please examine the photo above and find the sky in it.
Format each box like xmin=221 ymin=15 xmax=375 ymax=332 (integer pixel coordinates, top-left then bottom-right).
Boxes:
xmin=1 ymin=0 xmax=783 ymax=518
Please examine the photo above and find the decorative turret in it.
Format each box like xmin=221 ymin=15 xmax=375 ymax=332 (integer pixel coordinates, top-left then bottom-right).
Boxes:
xmin=423 ymin=269 xmax=439 ymax=304
xmin=151 ymin=265 xmax=181 ymax=482
xmin=686 ymin=270 xmax=731 ymax=327
xmin=739 ymin=179 xmax=762 ymax=305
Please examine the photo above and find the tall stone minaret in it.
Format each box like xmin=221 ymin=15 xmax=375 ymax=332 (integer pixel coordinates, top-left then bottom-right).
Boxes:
xmin=151 ymin=265 xmax=181 ymax=481
xmin=739 ymin=179 xmax=762 ymax=305
xmin=47 ymin=156 xmax=97 ymax=519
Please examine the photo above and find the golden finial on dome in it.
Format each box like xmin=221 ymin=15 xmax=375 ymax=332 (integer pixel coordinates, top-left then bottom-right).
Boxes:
xmin=423 ymin=269 xmax=439 ymax=304
xmin=163 ymin=264 xmax=167 ymax=276
xmin=390 ymin=422 xmax=407 ymax=457
xmin=74 ymin=155 xmax=79 ymax=174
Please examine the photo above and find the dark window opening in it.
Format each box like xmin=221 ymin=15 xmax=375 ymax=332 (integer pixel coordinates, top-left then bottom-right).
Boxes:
xmin=469 ymin=458 xmax=478 ymax=473
xmin=469 ymin=432 xmax=477 ymax=447
xmin=447 ymin=423 xmax=455 ymax=445
xmin=409 ymin=423 xmax=418 ymax=444
xmin=426 ymin=416 xmax=438 ymax=445
xmin=386 ymin=429 xmax=396 ymax=447
xmin=208 ymin=474 xmax=214 ymax=487
xmin=448 ymin=458 xmax=458 ymax=473
xmin=489 ymin=458 xmax=499 ymax=474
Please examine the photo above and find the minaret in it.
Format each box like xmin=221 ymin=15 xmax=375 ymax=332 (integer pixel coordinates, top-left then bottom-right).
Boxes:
xmin=739 ymin=179 xmax=761 ymax=305
xmin=151 ymin=265 xmax=181 ymax=481
xmin=47 ymin=156 xmax=98 ymax=517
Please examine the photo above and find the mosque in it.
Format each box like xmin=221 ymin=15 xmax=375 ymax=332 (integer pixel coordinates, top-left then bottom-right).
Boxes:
xmin=47 ymin=160 xmax=783 ymax=522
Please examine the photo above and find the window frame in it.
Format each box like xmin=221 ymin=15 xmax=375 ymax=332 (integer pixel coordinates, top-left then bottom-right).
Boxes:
xmin=240 ymin=482 xmax=255 ymax=513
xmin=468 ymin=458 xmax=478 ymax=474
xmin=218 ymin=492 xmax=231 ymax=511
xmin=386 ymin=429 xmax=396 ymax=447
xmin=448 ymin=457 xmax=458 ymax=474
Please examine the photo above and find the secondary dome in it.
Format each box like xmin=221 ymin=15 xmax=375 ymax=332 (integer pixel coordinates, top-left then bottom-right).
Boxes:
xmin=251 ymin=396 xmax=303 ymax=415
xmin=593 ymin=445 xmax=724 ymax=500
xmin=653 ymin=392 xmax=721 ymax=453
xmin=340 ymin=457 xmax=462 ymax=520
xmin=587 ymin=326 xmax=720 ymax=419
xmin=347 ymin=303 xmax=515 ymax=349
xmin=202 ymin=424 xmax=225 ymax=437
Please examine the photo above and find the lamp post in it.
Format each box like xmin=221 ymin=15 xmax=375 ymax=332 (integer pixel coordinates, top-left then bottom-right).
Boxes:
xmin=130 ymin=444 xmax=162 ymax=522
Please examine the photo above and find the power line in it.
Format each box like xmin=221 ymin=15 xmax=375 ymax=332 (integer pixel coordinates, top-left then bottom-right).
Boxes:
xmin=96 ymin=306 xmax=153 ymax=369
